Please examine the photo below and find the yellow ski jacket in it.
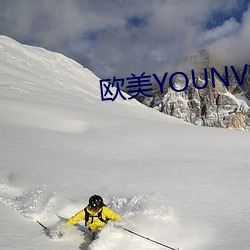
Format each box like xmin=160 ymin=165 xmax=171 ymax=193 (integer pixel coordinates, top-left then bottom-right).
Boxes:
xmin=67 ymin=206 xmax=121 ymax=233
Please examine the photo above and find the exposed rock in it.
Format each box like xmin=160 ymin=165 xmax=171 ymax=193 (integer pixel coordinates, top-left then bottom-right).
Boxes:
xmin=128 ymin=49 xmax=250 ymax=130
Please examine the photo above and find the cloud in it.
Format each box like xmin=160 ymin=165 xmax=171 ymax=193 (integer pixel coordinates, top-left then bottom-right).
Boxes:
xmin=208 ymin=3 xmax=250 ymax=67
xmin=0 ymin=0 xmax=249 ymax=78
xmin=200 ymin=18 xmax=240 ymax=45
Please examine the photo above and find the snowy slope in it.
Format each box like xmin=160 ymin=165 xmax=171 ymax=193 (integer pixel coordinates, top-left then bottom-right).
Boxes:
xmin=0 ymin=36 xmax=250 ymax=250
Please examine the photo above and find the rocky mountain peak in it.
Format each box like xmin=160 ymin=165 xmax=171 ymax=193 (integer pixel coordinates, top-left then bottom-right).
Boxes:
xmin=129 ymin=49 xmax=250 ymax=130
xmin=183 ymin=48 xmax=210 ymax=73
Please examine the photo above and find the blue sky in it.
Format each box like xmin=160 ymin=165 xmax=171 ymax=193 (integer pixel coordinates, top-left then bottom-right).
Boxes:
xmin=206 ymin=0 xmax=249 ymax=28
xmin=0 ymin=0 xmax=249 ymax=78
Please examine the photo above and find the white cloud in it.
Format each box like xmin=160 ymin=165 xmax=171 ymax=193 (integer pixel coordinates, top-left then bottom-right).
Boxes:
xmin=209 ymin=4 xmax=250 ymax=67
xmin=200 ymin=18 xmax=240 ymax=45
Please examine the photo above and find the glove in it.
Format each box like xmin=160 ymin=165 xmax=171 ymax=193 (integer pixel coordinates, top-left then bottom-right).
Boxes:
xmin=55 ymin=223 xmax=71 ymax=238
xmin=56 ymin=230 xmax=64 ymax=238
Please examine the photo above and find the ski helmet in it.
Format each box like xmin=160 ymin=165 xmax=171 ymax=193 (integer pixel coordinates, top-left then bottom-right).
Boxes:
xmin=89 ymin=195 xmax=104 ymax=210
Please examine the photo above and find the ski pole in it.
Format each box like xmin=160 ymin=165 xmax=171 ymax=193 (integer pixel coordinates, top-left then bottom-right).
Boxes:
xmin=37 ymin=220 xmax=48 ymax=231
xmin=122 ymin=227 xmax=180 ymax=250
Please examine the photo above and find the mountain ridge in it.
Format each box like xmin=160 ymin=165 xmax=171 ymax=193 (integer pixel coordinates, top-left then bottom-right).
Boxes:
xmin=130 ymin=48 xmax=250 ymax=130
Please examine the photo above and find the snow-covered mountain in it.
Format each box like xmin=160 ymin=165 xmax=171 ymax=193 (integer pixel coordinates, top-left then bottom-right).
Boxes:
xmin=135 ymin=49 xmax=250 ymax=130
xmin=0 ymin=36 xmax=250 ymax=250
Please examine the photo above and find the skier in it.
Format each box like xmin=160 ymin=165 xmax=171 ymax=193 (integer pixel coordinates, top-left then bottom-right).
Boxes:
xmin=66 ymin=194 xmax=122 ymax=239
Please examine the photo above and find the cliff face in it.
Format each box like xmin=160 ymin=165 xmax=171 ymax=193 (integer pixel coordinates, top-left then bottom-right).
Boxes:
xmin=134 ymin=49 xmax=250 ymax=130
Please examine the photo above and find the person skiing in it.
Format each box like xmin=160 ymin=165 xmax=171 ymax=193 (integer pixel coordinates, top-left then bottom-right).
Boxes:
xmin=66 ymin=194 xmax=121 ymax=239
